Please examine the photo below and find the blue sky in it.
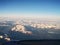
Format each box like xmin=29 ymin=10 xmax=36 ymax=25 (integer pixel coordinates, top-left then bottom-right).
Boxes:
xmin=0 ymin=0 xmax=60 ymax=18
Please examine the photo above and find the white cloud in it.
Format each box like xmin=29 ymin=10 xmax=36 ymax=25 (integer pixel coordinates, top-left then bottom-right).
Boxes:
xmin=11 ymin=24 xmax=32 ymax=34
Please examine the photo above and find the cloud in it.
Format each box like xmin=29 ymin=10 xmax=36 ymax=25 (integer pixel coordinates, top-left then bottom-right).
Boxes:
xmin=11 ymin=24 xmax=32 ymax=34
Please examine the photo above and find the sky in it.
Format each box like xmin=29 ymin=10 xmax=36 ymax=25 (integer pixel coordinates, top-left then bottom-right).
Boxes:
xmin=0 ymin=0 xmax=60 ymax=19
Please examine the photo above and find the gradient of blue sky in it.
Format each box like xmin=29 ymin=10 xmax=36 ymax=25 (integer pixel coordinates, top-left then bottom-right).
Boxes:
xmin=0 ymin=0 xmax=60 ymax=18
